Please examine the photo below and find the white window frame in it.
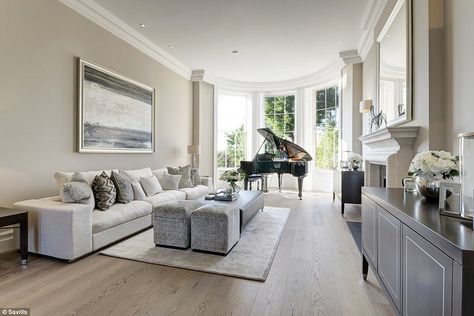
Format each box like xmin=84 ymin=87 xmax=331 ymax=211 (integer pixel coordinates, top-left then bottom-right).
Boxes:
xmin=213 ymin=89 xmax=253 ymax=178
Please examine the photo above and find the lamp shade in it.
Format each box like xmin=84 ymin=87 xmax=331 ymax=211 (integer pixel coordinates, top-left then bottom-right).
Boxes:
xmin=359 ymin=99 xmax=372 ymax=113
xmin=187 ymin=144 xmax=201 ymax=154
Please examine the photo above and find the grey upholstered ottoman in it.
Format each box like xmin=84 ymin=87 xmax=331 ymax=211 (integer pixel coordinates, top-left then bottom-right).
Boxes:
xmin=153 ymin=200 xmax=204 ymax=249
xmin=191 ymin=205 xmax=240 ymax=255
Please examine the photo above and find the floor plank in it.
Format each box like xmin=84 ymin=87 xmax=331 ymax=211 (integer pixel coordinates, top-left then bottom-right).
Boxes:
xmin=0 ymin=191 xmax=394 ymax=316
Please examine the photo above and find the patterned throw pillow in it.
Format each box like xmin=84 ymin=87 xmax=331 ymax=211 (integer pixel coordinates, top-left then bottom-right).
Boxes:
xmin=111 ymin=171 xmax=133 ymax=204
xmin=91 ymin=171 xmax=116 ymax=211
xmin=167 ymin=165 xmax=194 ymax=188
xmin=61 ymin=171 xmax=94 ymax=206
xmin=190 ymin=168 xmax=201 ymax=187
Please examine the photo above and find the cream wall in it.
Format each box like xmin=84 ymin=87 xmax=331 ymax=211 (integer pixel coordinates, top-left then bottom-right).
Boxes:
xmin=0 ymin=0 xmax=193 ymax=207
xmin=445 ymin=0 xmax=474 ymax=153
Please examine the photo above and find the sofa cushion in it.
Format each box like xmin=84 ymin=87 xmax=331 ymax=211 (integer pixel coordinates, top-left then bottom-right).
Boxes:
xmin=120 ymin=168 xmax=152 ymax=200
xmin=143 ymin=190 xmax=186 ymax=208
xmin=54 ymin=169 xmax=118 ymax=189
xmin=111 ymin=171 xmax=133 ymax=204
xmin=91 ymin=172 xmax=116 ymax=211
xmin=120 ymin=168 xmax=153 ymax=181
xmin=152 ymin=168 xmax=167 ymax=182
xmin=60 ymin=172 xmax=94 ymax=206
xmin=167 ymin=165 xmax=194 ymax=189
xmin=92 ymin=200 xmax=152 ymax=234
xmin=61 ymin=181 xmax=93 ymax=205
xmin=190 ymin=168 xmax=201 ymax=187
xmin=140 ymin=175 xmax=163 ymax=196
xmin=160 ymin=173 xmax=181 ymax=190
xmin=179 ymin=185 xmax=210 ymax=200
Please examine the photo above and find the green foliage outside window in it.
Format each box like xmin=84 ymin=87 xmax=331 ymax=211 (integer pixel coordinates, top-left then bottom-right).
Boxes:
xmin=264 ymin=95 xmax=295 ymax=141
xmin=216 ymin=125 xmax=246 ymax=169
xmin=315 ymin=87 xmax=339 ymax=169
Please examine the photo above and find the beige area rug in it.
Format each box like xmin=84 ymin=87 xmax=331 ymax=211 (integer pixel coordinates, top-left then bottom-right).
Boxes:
xmin=100 ymin=207 xmax=290 ymax=281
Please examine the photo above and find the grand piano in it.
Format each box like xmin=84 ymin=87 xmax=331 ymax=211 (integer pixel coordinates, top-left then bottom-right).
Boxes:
xmin=239 ymin=128 xmax=312 ymax=200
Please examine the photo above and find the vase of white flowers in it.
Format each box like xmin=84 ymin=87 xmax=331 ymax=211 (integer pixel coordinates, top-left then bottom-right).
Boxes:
xmin=219 ymin=170 xmax=243 ymax=194
xmin=408 ymin=151 xmax=459 ymax=199
xmin=348 ymin=153 xmax=363 ymax=171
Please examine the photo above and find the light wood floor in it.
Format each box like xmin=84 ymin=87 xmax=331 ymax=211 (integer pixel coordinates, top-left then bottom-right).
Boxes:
xmin=0 ymin=192 xmax=394 ymax=316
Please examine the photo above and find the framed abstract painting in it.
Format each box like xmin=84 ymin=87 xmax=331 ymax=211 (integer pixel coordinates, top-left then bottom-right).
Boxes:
xmin=77 ymin=58 xmax=155 ymax=153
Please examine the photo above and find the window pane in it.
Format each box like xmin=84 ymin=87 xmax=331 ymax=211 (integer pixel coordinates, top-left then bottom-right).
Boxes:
xmin=326 ymin=87 xmax=335 ymax=108
xmin=326 ymin=109 xmax=336 ymax=126
xmin=264 ymin=98 xmax=274 ymax=115
xmin=314 ymin=86 xmax=339 ymax=170
xmin=264 ymin=94 xmax=296 ymax=142
xmin=284 ymin=114 xmax=295 ymax=132
xmin=217 ymin=94 xmax=248 ymax=171
xmin=274 ymin=97 xmax=285 ymax=114
xmin=316 ymin=110 xmax=325 ymax=126
xmin=316 ymin=90 xmax=325 ymax=103
xmin=285 ymin=95 xmax=295 ymax=113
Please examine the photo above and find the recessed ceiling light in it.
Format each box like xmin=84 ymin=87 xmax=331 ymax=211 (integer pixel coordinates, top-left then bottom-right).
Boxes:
xmin=338 ymin=40 xmax=344 ymax=45
xmin=140 ymin=23 xmax=146 ymax=28
xmin=232 ymin=50 xmax=239 ymax=54
xmin=168 ymin=45 xmax=174 ymax=49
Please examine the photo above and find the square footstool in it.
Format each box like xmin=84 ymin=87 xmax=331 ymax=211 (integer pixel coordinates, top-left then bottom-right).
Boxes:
xmin=154 ymin=200 xmax=204 ymax=249
xmin=191 ymin=205 xmax=240 ymax=255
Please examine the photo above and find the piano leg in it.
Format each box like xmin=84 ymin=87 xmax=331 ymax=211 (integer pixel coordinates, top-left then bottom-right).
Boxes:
xmin=297 ymin=176 xmax=304 ymax=200
xmin=277 ymin=173 xmax=283 ymax=192
xmin=262 ymin=175 xmax=269 ymax=193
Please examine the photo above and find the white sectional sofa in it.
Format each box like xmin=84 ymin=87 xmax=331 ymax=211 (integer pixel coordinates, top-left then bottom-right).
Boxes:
xmin=14 ymin=168 xmax=211 ymax=261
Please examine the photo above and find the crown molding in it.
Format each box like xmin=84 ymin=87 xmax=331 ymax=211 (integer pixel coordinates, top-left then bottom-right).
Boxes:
xmin=339 ymin=49 xmax=363 ymax=65
xmin=203 ymin=59 xmax=343 ymax=92
xmin=358 ymin=0 xmax=388 ymax=60
xmin=191 ymin=70 xmax=205 ymax=82
xmin=58 ymin=0 xmax=192 ymax=79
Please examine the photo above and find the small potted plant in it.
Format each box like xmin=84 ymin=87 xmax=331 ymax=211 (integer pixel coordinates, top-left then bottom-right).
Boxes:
xmin=408 ymin=150 xmax=459 ymax=199
xmin=220 ymin=169 xmax=244 ymax=194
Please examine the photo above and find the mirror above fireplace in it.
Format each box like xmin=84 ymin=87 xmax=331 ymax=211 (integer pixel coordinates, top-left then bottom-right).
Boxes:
xmin=377 ymin=0 xmax=412 ymax=127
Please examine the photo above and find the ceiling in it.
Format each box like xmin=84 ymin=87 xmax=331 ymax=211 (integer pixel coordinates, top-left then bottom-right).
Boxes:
xmin=94 ymin=0 xmax=373 ymax=82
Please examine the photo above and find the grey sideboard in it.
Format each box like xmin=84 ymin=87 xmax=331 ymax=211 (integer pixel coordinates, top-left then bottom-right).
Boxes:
xmin=361 ymin=187 xmax=474 ymax=316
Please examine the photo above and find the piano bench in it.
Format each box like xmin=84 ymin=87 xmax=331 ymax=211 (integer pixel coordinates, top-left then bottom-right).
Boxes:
xmin=246 ymin=175 xmax=263 ymax=191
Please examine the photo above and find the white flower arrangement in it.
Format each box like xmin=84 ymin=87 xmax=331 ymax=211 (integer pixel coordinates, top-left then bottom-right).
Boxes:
xmin=348 ymin=153 xmax=363 ymax=170
xmin=219 ymin=170 xmax=243 ymax=183
xmin=408 ymin=150 xmax=459 ymax=180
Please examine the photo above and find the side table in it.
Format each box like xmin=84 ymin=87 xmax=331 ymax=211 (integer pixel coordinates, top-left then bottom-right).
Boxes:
xmin=0 ymin=207 xmax=28 ymax=264
xmin=332 ymin=170 xmax=365 ymax=216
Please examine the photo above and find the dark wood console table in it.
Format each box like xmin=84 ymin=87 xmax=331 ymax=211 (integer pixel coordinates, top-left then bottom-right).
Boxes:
xmin=362 ymin=187 xmax=474 ymax=316
xmin=0 ymin=208 xmax=28 ymax=265
xmin=333 ymin=170 xmax=364 ymax=215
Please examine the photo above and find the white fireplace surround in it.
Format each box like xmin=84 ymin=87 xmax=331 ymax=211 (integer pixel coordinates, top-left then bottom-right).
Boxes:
xmin=359 ymin=126 xmax=419 ymax=188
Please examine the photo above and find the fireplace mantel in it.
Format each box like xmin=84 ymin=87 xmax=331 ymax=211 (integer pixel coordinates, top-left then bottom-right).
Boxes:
xmin=359 ymin=126 xmax=419 ymax=187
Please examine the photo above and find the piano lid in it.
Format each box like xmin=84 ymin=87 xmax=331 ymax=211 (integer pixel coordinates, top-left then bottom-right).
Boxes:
xmin=257 ymin=128 xmax=313 ymax=161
